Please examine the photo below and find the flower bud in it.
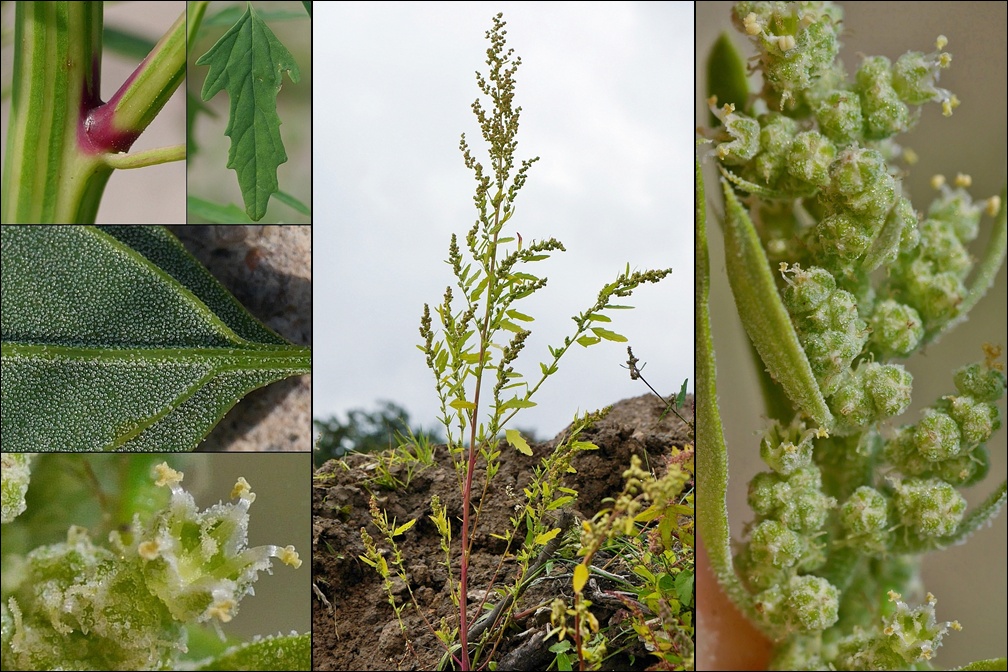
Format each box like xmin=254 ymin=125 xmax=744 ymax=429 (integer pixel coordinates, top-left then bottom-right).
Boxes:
xmin=953 ymin=361 xmax=1007 ymax=402
xmin=760 ymin=419 xmax=816 ymax=475
xmin=815 ymin=90 xmax=863 ymax=146
xmin=893 ymin=477 xmax=966 ymax=538
xmin=749 ymin=519 xmax=803 ymax=569
xmin=869 ymin=299 xmax=924 ymax=358
xmin=840 ymin=486 xmax=891 ymax=552
xmin=712 ymin=102 xmax=761 ymax=165
xmin=856 ymin=56 xmax=910 ymax=139
xmin=781 ymin=265 xmax=836 ymax=315
xmin=786 ymin=575 xmax=840 ymax=632
xmin=787 ymin=130 xmax=836 ymax=188
xmin=752 ymin=113 xmax=800 ymax=185
xmin=913 ymin=410 xmax=962 ymax=462
xmin=948 ymin=395 xmax=1000 ymax=445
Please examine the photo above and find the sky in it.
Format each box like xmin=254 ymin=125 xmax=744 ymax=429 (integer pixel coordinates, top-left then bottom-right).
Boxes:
xmin=312 ymin=2 xmax=695 ymax=440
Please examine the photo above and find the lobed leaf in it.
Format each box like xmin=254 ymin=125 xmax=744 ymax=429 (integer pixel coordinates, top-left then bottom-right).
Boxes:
xmin=196 ymin=4 xmax=301 ymax=221
xmin=0 ymin=226 xmax=310 ymax=452
xmin=505 ymin=428 xmax=532 ymax=456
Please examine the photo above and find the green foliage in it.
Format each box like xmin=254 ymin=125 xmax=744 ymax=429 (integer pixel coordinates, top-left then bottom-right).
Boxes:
xmin=0 ymin=226 xmax=310 ymax=452
xmin=195 ymin=2 xmax=302 ymax=221
xmin=358 ymin=13 xmax=672 ymax=671
xmin=313 ymin=400 xmax=442 ymax=465
xmin=0 ymin=455 xmax=307 ymax=671
xmin=698 ymin=2 xmax=1007 ymax=669
xmin=555 ymin=448 xmax=695 ymax=671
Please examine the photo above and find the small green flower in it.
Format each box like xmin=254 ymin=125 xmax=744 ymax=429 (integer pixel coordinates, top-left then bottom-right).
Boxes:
xmin=136 ymin=463 xmax=301 ymax=625
xmin=840 ymin=486 xmax=891 ymax=552
xmin=892 ymin=477 xmax=966 ymax=538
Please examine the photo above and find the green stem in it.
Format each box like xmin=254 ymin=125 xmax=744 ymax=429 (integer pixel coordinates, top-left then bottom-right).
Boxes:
xmin=186 ymin=1 xmax=210 ymax=53
xmin=104 ymin=145 xmax=186 ymax=169
xmin=2 ymin=2 xmax=104 ymax=223
xmin=930 ymin=186 xmax=1008 ymax=344
xmin=1 ymin=2 xmax=186 ymax=224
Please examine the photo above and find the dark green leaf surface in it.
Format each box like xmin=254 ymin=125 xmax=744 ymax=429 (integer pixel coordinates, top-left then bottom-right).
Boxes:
xmin=0 ymin=226 xmax=310 ymax=452
xmin=196 ymin=4 xmax=301 ymax=221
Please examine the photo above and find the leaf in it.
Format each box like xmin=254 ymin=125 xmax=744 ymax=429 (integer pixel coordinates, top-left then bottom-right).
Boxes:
xmin=506 ymin=309 xmax=534 ymax=322
xmin=505 ymin=428 xmax=532 ymax=456
xmin=576 ymin=335 xmax=601 ymax=347
xmin=393 ymin=518 xmax=417 ymax=537
xmin=590 ymin=327 xmax=628 ymax=342
xmin=546 ymin=495 xmax=575 ymax=510
xmin=0 ymin=226 xmax=310 ymax=452
xmin=674 ymin=569 xmax=694 ymax=607
xmin=534 ymin=527 xmax=561 ymax=545
xmin=187 ymin=195 xmax=255 ymax=224
xmin=500 ymin=397 xmax=536 ymax=411
xmin=695 ymin=158 xmax=763 ymax=629
xmin=676 ymin=378 xmax=689 ymax=409
xmin=572 ymin=563 xmax=589 ymax=594
xmin=894 ymin=480 xmax=1007 ymax=554
xmin=273 ymin=189 xmax=312 ymax=217
xmin=720 ymin=179 xmax=833 ymax=428
xmin=195 ymin=632 xmax=310 ymax=671
xmin=705 ymin=32 xmax=750 ymax=125
xmin=196 ymin=4 xmax=301 ymax=221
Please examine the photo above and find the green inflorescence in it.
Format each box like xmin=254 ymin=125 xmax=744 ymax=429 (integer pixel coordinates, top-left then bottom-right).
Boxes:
xmin=0 ymin=459 xmax=301 ymax=671
xmin=702 ymin=2 xmax=1006 ymax=669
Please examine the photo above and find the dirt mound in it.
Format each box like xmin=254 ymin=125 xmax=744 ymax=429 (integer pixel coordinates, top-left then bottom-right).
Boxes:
xmin=311 ymin=393 xmax=694 ymax=670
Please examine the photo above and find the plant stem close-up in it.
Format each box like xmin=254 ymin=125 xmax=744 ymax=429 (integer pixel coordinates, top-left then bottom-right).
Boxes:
xmin=0 ymin=1 xmax=186 ymax=224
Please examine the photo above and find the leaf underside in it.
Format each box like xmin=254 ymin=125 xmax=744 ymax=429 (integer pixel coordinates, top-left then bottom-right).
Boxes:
xmin=194 ymin=632 xmax=311 ymax=671
xmin=196 ymin=4 xmax=301 ymax=221
xmin=0 ymin=226 xmax=310 ymax=452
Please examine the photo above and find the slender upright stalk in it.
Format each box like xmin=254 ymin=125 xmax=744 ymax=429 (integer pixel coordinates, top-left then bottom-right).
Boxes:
xmin=458 ymin=209 xmax=502 ymax=670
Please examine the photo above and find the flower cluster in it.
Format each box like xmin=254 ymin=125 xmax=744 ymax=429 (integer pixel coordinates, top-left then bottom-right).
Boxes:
xmin=1 ymin=461 xmax=300 ymax=671
xmin=703 ymin=1 xmax=1006 ymax=668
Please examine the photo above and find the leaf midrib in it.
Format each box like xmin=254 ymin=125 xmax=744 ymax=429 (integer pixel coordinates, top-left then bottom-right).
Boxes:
xmin=1 ymin=342 xmax=311 ymax=372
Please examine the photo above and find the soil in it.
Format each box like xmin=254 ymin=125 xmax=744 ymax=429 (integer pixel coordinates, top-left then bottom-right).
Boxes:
xmin=172 ymin=225 xmax=313 ymax=451
xmin=311 ymin=393 xmax=694 ymax=671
